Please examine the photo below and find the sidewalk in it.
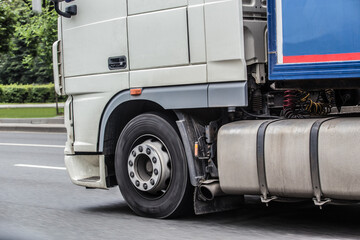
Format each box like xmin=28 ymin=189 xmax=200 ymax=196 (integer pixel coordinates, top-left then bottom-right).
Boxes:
xmin=0 ymin=103 xmax=66 ymax=133
xmin=0 ymin=117 xmax=65 ymax=133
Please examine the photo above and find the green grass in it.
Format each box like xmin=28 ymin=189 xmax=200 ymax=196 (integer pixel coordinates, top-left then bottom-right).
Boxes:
xmin=0 ymin=107 xmax=64 ymax=118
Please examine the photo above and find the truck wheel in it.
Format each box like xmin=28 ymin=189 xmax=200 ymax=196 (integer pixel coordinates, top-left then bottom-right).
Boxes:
xmin=115 ymin=113 xmax=193 ymax=218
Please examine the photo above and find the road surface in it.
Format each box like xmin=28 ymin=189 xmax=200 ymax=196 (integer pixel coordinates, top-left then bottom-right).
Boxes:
xmin=0 ymin=132 xmax=359 ymax=240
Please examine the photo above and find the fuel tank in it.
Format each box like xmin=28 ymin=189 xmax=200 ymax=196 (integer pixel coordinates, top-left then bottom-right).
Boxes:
xmin=218 ymin=118 xmax=360 ymax=201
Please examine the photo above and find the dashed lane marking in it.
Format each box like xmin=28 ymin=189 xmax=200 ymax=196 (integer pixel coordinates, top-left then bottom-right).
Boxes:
xmin=0 ymin=143 xmax=64 ymax=148
xmin=14 ymin=164 xmax=66 ymax=170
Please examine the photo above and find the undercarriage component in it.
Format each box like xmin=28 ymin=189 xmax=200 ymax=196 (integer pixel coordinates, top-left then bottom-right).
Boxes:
xmin=252 ymin=89 xmax=263 ymax=113
xmin=283 ymin=90 xmax=334 ymax=118
xmin=198 ymin=180 xmax=225 ymax=201
xmin=176 ymin=112 xmax=207 ymax=186
xmin=218 ymin=117 xmax=360 ymax=205
xmin=194 ymin=187 xmax=243 ymax=215
xmin=251 ymin=64 xmax=266 ymax=84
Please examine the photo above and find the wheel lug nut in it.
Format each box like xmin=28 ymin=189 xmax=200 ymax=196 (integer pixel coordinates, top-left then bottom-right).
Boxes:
xmin=146 ymin=148 xmax=151 ymax=155
xmin=130 ymin=172 xmax=134 ymax=178
xmin=154 ymin=169 xmax=159 ymax=175
xmin=128 ymin=161 xmax=133 ymax=167
xmin=132 ymin=151 xmax=136 ymax=157
xmin=152 ymin=157 xmax=157 ymax=163
xmin=138 ymin=146 xmax=143 ymax=152
xmin=143 ymin=183 xmax=148 ymax=190
xmin=135 ymin=180 xmax=140 ymax=187
xmin=150 ymin=179 xmax=155 ymax=185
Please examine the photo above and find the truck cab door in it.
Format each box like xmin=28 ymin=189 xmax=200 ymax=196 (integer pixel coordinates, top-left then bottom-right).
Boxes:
xmin=54 ymin=0 xmax=128 ymax=95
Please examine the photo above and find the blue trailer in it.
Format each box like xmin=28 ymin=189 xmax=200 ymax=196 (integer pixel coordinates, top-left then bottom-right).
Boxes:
xmin=268 ymin=0 xmax=360 ymax=81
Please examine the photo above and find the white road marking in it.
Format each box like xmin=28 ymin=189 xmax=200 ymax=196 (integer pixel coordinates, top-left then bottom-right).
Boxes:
xmin=14 ymin=164 xmax=66 ymax=170
xmin=0 ymin=143 xmax=64 ymax=148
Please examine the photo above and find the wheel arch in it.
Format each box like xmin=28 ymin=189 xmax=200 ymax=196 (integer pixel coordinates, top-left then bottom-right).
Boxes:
xmin=98 ymin=84 xmax=214 ymax=154
xmin=99 ymin=96 xmax=177 ymax=156
xmin=99 ymin=82 xmax=247 ymax=153
xmin=98 ymin=85 xmax=230 ymax=188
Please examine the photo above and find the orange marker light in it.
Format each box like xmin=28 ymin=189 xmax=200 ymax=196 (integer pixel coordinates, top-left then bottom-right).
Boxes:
xmin=130 ymin=88 xmax=142 ymax=96
xmin=194 ymin=142 xmax=199 ymax=158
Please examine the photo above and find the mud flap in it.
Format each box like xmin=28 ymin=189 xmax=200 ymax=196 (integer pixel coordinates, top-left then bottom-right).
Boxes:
xmin=193 ymin=188 xmax=244 ymax=215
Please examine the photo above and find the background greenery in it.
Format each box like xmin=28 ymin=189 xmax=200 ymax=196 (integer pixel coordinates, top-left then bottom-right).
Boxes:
xmin=0 ymin=107 xmax=64 ymax=118
xmin=0 ymin=83 xmax=66 ymax=103
xmin=0 ymin=0 xmax=57 ymax=85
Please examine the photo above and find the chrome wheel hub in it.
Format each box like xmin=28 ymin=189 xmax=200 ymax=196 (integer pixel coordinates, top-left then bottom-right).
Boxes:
xmin=127 ymin=139 xmax=170 ymax=193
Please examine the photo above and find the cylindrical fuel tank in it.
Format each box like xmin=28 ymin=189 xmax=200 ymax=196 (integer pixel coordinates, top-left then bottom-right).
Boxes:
xmin=218 ymin=120 xmax=267 ymax=195
xmin=217 ymin=117 xmax=360 ymax=201
xmin=319 ymin=118 xmax=360 ymax=200
xmin=264 ymin=119 xmax=317 ymax=198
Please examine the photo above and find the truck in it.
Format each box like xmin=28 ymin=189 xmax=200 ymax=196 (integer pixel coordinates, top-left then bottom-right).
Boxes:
xmin=51 ymin=0 xmax=360 ymax=218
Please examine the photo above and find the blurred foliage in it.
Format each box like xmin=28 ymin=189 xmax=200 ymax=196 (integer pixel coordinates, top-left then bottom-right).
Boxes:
xmin=0 ymin=0 xmax=57 ymax=85
xmin=0 ymin=83 xmax=66 ymax=103
xmin=0 ymin=1 xmax=15 ymax=53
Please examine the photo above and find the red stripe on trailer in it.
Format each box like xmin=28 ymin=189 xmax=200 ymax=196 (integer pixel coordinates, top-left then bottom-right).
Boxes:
xmin=283 ymin=52 xmax=360 ymax=64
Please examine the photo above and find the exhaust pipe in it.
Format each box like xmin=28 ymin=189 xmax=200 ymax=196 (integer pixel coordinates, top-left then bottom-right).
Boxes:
xmin=199 ymin=182 xmax=225 ymax=201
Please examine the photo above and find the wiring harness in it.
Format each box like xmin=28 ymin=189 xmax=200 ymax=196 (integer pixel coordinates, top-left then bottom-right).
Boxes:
xmin=283 ymin=89 xmax=335 ymax=119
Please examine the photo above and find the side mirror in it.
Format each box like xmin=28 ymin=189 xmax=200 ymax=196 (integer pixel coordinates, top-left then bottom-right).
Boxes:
xmin=51 ymin=0 xmax=77 ymax=18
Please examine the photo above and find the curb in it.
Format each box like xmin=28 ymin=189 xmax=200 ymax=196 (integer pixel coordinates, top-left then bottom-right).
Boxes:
xmin=0 ymin=117 xmax=64 ymax=124
xmin=0 ymin=103 xmax=65 ymax=109
xmin=0 ymin=123 xmax=66 ymax=133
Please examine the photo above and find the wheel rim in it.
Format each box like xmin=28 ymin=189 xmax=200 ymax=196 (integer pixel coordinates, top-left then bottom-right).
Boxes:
xmin=127 ymin=137 xmax=171 ymax=195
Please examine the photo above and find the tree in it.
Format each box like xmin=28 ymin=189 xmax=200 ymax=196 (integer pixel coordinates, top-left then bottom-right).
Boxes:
xmin=0 ymin=1 xmax=16 ymax=53
xmin=0 ymin=0 xmax=57 ymax=84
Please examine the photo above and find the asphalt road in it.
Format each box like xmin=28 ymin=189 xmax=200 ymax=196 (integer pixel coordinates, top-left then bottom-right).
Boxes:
xmin=1 ymin=132 xmax=360 ymax=240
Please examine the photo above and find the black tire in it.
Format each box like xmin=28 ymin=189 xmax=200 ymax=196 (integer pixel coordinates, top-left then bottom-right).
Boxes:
xmin=115 ymin=112 xmax=193 ymax=218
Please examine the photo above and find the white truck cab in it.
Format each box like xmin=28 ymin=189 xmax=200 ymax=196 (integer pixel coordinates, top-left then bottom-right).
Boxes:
xmin=53 ymin=0 xmax=360 ymax=218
